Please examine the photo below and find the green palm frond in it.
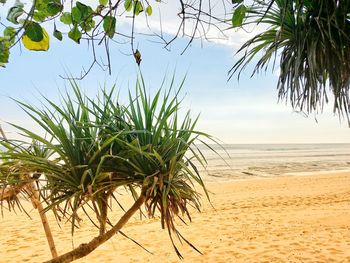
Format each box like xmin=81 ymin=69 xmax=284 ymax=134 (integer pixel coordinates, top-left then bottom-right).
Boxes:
xmin=230 ymin=0 xmax=350 ymax=121
xmin=116 ymin=76 xmax=214 ymax=257
xmin=3 ymin=83 xmax=128 ymax=233
xmin=2 ymin=75 xmax=217 ymax=258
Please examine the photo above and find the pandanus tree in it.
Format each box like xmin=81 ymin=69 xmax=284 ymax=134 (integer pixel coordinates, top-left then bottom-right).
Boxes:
xmin=0 ymin=136 xmax=58 ymax=258
xmin=230 ymin=0 xmax=350 ymax=122
xmin=0 ymin=77 xmax=214 ymax=262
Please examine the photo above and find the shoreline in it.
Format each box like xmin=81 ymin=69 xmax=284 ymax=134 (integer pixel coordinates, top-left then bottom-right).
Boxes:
xmin=283 ymin=168 xmax=350 ymax=176
xmin=201 ymin=168 xmax=350 ymax=182
xmin=0 ymin=171 xmax=349 ymax=262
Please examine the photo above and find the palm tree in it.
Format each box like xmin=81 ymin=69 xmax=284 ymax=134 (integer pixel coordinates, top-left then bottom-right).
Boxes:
xmin=0 ymin=138 xmax=58 ymax=258
xmin=230 ymin=0 xmax=350 ymax=122
xmin=1 ymin=77 xmax=215 ymax=263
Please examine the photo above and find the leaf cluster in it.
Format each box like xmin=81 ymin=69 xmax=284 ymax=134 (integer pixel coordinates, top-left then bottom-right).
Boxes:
xmin=0 ymin=0 xmax=155 ymax=67
xmin=0 ymin=76 xmax=214 ymax=257
xmin=229 ymin=0 xmax=350 ymax=122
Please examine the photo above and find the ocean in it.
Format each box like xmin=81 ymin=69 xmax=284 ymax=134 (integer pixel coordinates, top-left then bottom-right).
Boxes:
xmin=1 ymin=143 xmax=349 ymax=180
xmin=197 ymin=143 xmax=350 ymax=181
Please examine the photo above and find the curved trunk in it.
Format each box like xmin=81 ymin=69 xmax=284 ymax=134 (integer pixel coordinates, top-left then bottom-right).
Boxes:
xmin=0 ymin=182 xmax=58 ymax=258
xmin=96 ymin=193 xmax=108 ymax=236
xmin=1 ymin=129 xmax=57 ymax=258
xmin=44 ymin=192 xmax=146 ymax=263
xmin=26 ymin=183 xmax=58 ymax=258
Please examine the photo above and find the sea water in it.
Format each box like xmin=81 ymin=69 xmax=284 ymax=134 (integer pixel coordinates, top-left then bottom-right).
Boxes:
xmin=196 ymin=143 xmax=350 ymax=180
xmin=1 ymin=143 xmax=349 ymax=180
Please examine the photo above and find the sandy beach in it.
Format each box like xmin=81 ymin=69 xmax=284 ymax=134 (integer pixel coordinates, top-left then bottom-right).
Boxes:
xmin=1 ymin=171 xmax=350 ymax=263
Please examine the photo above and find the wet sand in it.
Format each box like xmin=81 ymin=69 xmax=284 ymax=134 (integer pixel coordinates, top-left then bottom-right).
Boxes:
xmin=1 ymin=171 xmax=350 ymax=262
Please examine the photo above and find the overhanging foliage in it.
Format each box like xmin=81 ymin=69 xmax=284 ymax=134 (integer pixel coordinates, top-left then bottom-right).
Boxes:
xmin=230 ymin=0 xmax=350 ymax=121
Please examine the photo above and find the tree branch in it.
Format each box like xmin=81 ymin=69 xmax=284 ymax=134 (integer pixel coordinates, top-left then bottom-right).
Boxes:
xmin=44 ymin=191 xmax=146 ymax=263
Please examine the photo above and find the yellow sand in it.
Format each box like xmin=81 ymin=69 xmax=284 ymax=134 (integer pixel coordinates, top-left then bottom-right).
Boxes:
xmin=1 ymin=172 xmax=350 ymax=263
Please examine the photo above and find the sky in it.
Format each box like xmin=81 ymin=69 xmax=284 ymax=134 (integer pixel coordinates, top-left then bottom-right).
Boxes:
xmin=1 ymin=1 xmax=350 ymax=144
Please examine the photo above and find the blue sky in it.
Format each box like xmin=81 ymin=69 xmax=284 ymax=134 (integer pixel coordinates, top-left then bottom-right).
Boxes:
xmin=1 ymin=22 xmax=350 ymax=144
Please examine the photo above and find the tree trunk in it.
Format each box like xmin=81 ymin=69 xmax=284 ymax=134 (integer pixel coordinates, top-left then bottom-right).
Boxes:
xmin=26 ymin=183 xmax=58 ymax=258
xmin=97 ymin=193 xmax=108 ymax=236
xmin=44 ymin=192 xmax=146 ymax=263
xmin=0 ymin=127 xmax=57 ymax=258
